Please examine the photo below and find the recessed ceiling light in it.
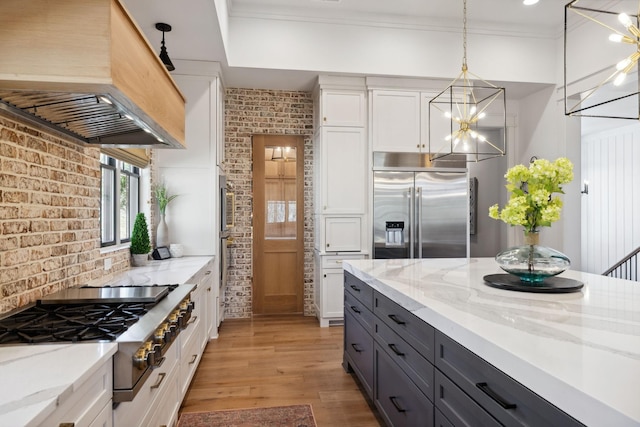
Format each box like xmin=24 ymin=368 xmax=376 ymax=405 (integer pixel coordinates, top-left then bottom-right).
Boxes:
xmin=523 ymin=0 xmax=539 ymax=5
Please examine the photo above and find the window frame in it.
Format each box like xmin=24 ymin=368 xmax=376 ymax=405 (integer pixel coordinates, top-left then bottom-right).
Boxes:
xmin=100 ymin=155 xmax=141 ymax=248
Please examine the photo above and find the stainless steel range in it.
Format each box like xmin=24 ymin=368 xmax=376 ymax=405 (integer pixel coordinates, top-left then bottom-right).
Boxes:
xmin=0 ymin=283 xmax=195 ymax=402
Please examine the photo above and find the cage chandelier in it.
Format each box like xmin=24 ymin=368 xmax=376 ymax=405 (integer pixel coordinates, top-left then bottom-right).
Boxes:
xmin=429 ymin=0 xmax=507 ymax=162
xmin=565 ymin=0 xmax=640 ymax=119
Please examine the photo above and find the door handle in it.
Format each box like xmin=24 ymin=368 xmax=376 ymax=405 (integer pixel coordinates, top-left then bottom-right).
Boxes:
xmin=388 ymin=343 xmax=405 ymax=356
xmin=417 ymin=186 xmax=423 ymax=258
xmin=388 ymin=314 xmax=406 ymax=325
xmin=389 ymin=396 xmax=406 ymax=413
xmin=476 ymin=382 xmax=517 ymax=409
xmin=408 ymin=187 xmax=415 ymax=258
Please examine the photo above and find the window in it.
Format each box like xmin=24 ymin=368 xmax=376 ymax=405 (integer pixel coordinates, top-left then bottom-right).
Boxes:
xmin=100 ymin=154 xmax=141 ymax=247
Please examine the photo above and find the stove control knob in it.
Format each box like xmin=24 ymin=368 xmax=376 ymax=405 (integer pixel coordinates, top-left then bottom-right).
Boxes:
xmin=154 ymin=330 xmax=165 ymax=345
xmin=133 ymin=348 xmax=148 ymax=370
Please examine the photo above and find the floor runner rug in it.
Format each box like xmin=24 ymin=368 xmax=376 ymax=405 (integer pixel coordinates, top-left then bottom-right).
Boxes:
xmin=177 ymin=404 xmax=317 ymax=427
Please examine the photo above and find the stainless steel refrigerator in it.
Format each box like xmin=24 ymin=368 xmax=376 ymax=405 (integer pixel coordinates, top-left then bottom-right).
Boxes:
xmin=373 ymin=155 xmax=468 ymax=259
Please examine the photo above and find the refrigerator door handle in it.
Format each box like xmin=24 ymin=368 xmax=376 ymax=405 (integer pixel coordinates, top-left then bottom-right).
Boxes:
xmin=409 ymin=187 xmax=415 ymax=259
xmin=417 ymin=186 xmax=423 ymax=258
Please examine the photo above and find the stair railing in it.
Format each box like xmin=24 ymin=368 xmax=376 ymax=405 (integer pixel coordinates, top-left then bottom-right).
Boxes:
xmin=602 ymin=247 xmax=640 ymax=281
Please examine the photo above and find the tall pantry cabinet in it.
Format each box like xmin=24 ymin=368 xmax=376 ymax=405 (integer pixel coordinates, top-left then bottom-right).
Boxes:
xmin=313 ymin=76 xmax=368 ymax=327
xmin=155 ymin=60 xmax=224 ymax=339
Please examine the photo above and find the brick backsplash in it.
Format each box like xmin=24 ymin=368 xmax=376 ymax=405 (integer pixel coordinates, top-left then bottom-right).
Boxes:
xmin=0 ymin=112 xmax=130 ymax=314
xmin=224 ymin=88 xmax=315 ymax=318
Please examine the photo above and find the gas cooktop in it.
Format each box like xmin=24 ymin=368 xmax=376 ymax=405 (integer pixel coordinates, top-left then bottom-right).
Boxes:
xmin=38 ymin=285 xmax=169 ymax=305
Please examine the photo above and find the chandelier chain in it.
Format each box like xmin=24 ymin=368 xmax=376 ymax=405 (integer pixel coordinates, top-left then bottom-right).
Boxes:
xmin=462 ymin=0 xmax=468 ymax=71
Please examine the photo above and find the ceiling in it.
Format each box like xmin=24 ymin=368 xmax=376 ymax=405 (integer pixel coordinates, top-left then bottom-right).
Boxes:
xmin=124 ymin=0 xmax=566 ymax=94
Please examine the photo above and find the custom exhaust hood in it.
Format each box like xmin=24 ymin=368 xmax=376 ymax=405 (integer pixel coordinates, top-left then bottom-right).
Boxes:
xmin=0 ymin=0 xmax=185 ymax=149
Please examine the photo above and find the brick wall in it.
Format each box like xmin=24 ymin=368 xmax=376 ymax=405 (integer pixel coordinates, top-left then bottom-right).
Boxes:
xmin=0 ymin=112 xmax=130 ymax=314
xmin=224 ymin=88 xmax=315 ymax=318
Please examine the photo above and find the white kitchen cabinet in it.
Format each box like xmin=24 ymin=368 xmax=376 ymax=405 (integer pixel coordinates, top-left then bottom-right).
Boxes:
xmin=156 ymin=62 xmax=223 ymax=258
xmin=324 ymin=217 xmax=362 ymax=252
xmin=314 ymin=252 xmax=366 ymax=327
xmin=313 ymin=78 xmax=369 ymax=327
xmin=371 ymin=90 xmax=422 ymax=152
xmin=88 ymin=402 xmax=112 ymax=427
xmin=316 ymin=126 xmax=366 ymax=214
xmin=186 ymin=258 xmax=217 ymax=344
xmin=48 ymin=360 xmax=113 ymax=427
xmin=317 ymin=90 xmax=366 ymax=128
xmin=216 ymin=78 xmax=226 ymax=167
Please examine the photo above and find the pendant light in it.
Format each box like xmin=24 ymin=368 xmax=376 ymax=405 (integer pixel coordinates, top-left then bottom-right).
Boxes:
xmin=155 ymin=23 xmax=175 ymax=72
xmin=429 ymin=0 xmax=507 ymax=162
xmin=564 ymin=1 xmax=640 ymax=119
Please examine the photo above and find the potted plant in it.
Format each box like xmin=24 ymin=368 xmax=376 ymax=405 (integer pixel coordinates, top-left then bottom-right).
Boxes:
xmin=130 ymin=212 xmax=151 ymax=266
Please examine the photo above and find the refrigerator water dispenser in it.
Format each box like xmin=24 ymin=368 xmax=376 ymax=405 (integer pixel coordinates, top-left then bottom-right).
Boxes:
xmin=385 ymin=221 xmax=405 ymax=247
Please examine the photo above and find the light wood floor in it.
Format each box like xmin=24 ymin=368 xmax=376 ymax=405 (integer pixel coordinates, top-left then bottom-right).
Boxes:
xmin=179 ymin=315 xmax=384 ymax=426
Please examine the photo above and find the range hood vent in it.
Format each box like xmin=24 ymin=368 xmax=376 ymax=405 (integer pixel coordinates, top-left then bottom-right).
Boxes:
xmin=0 ymin=0 xmax=185 ymax=149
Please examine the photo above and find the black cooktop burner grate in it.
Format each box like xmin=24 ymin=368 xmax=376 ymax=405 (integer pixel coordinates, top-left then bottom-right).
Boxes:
xmin=0 ymin=302 xmax=155 ymax=344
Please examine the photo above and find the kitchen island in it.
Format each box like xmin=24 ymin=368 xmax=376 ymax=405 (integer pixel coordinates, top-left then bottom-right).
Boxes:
xmin=344 ymin=258 xmax=640 ymax=426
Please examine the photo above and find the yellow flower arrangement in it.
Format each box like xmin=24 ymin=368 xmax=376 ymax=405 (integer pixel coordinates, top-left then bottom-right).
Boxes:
xmin=489 ymin=157 xmax=574 ymax=233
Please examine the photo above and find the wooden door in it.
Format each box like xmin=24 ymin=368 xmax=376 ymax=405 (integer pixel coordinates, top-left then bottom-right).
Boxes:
xmin=253 ymin=135 xmax=304 ymax=314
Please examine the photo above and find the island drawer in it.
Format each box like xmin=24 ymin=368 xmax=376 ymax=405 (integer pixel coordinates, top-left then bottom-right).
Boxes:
xmin=435 ymin=408 xmax=455 ymax=427
xmin=435 ymin=369 xmax=501 ymax=427
xmin=375 ymin=342 xmax=434 ymax=427
xmin=374 ymin=291 xmax=435 ymax=363
xmin=345 ymin=290 xmax=374 ymax=333
xmin=435 ymin=332 xmax=584 ymax=427
xmin=344 ymin=310 xmax=374 ymax=398
xmin=375 ymin=317 xmax=434 ymax=402
xmin=345 ymin=271 xmax=374 ymax=310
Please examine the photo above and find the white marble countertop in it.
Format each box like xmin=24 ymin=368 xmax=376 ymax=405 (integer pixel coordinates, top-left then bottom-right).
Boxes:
xmin=344 ymin=258 xmax=640 ymax=427
xmin=97 ymin=256 xmax=214 ymax=287
xmin=0 ymin=343 xmax=117 ymax=426
xmin=0 ymin=256 xmax=213 ymax=426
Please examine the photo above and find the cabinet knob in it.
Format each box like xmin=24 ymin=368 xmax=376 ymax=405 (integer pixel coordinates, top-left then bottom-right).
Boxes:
xmin=326 ymin=243 xmax=330 ymax=247
xmin=416 ymin=144 xmax=420 ymax=148
xmin=323 ymin=117 xmax=327 ymax=122
xmin=323 ymin=274 xmax=327 ymax=278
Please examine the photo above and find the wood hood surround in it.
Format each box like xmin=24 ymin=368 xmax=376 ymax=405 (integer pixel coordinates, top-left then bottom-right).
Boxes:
xmin=0 ymin=0 xmax=185 ymax=149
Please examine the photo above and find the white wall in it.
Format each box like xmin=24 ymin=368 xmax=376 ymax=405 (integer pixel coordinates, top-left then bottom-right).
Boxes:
xmin=581 ymin=121 xmax=640 ymax=275
xmin=468 ymin=129 xmax=509 ymax=257
xmin=227 ymin=16 xmax=558 ymax=85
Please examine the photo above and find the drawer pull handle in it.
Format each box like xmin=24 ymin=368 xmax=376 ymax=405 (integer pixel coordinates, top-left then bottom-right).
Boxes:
xmin=189 ymin=354 xmax=198 ymax=364
xmin=187 ymin=315 xmax=198 ymax=325
xmin=388 ymin=314 xmax=406 ymax=325
xmin=150 ymin=372 xmax=166 ymax=389
xmin=476 ymin=382 xmax=517 ymax=410
xmin=389 ymin=396 xmax=406 ymax=413
xmin=388 ymin=343 xmax=405 ymax=356
xmin=350 ymin=285 xmax=361 ymax=292
xmin=350 ymin=305 xmax=361 ymax=314
xmin=351 ymin=343 xmax=364 ymax=353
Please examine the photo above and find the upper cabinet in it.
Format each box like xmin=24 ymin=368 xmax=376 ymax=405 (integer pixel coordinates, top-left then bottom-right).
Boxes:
xmin=371 ymin=90 xmax=422 ymax=152
xmin=316 ymin=90 xmax=366 ymax=128
xmin=317 ymin=126 xmax=367 ymax=214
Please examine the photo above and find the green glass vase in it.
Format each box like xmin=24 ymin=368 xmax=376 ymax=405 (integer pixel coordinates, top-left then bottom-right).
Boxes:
xmin=495 ymin=231 xmax=570 ymax=284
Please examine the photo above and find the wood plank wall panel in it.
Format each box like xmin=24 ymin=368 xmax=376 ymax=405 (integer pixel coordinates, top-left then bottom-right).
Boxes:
xmin=582 ymin=124 xmax=640 ymax=276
